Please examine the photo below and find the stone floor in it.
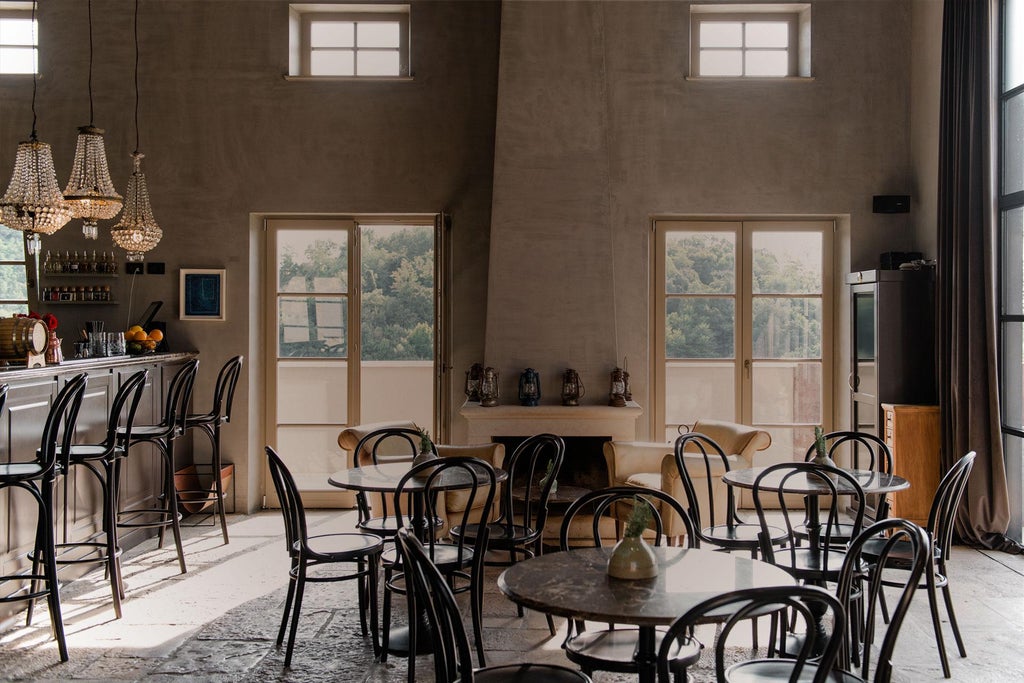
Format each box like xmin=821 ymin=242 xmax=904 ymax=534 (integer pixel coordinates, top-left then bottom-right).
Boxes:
xmin=1 ymin=508 xmax=1022 ymax=682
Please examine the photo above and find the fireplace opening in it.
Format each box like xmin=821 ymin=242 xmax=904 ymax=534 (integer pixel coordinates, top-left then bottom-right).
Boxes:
xmin=492 ymin=435 xmax=612 ymax=492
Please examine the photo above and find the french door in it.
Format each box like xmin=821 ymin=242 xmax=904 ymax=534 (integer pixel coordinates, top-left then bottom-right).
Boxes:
xmin=654 ymin=219 xmax=834 ymax=464
xmin=265 ymin=217 xmax=440 ymax=505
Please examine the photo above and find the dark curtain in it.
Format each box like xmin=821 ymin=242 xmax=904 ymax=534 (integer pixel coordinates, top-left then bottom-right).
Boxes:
xmin=937 ymin=0 xmax=1020 ymax=551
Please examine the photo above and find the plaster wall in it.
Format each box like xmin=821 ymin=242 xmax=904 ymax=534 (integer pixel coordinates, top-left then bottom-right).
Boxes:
xmin=0 ymin=0 xmax=500 ymax=511
xmin=910 ymin=0 xmax=943 ymax=259
xmin=485 ymin=0 xmax=920 ymax=437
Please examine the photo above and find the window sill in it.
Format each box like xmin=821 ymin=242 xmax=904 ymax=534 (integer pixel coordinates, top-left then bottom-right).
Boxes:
xmin=685 ymin=76 xmax=816 ymax=83
xmin=283 ymin=75 xmax=415 ymax=83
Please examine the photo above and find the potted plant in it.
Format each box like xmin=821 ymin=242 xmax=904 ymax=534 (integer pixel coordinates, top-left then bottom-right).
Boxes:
xmin=538 ymin=458 xmax=558 ymax=494
xmin=607 ymin=495 xmax=658 ymax=579
xmin=412 ymin=428 xmax=438 ymax=477
xmin=811 ymin=426 xmax=837 ymax=468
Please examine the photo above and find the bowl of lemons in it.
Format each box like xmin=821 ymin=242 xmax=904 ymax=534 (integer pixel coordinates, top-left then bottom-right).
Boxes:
xmin=125 ymin=325 xmax=164 ymax=355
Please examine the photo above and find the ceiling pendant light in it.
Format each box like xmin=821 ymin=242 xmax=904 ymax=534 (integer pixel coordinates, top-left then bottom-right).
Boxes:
xmin=111 ymin=0 xmax=161 ymax=262
xmin=63 ymin=0 xmax=122 ymax=241
xmin=0 ymin=1 xmax=72 ymax=256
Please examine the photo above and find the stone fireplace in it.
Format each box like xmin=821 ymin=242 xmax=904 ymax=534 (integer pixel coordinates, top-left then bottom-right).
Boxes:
xmin=459 ymin=401 xmax=642 ymax=490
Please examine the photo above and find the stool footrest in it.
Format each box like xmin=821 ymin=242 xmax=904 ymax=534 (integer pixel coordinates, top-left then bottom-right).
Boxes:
xmin=117 ymin=508 xmax=182 ymax=529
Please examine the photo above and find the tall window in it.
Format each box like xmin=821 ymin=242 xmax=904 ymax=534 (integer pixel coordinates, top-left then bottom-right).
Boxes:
xmin=0 ymin=229 xmax=28 ymax=315
xmin=654 ymin=220 xmax=832 ymax=466
xmin=690 ymin=4 xmax=811 ymax=78
xmin=289 ymin=4 xmax=410 ymax=78
xmin=0 ymin=3 xmax=36 ymax=75
xmin=266 ymin=217 xmax=439 ymax=503
xmin=1000 ymin=0 xmax=1024 ymax=540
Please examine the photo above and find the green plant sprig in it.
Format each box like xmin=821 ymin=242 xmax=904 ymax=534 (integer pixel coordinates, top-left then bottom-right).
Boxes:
xmin=624 ymin=496 xmax=654 ymax=538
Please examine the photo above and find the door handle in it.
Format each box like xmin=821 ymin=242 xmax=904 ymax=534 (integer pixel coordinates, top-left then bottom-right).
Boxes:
xmin=744 ymin=359 xmax=751 ymax=379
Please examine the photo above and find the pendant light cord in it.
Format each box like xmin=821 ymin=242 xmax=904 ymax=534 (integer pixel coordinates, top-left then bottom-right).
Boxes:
xmin=87 ymin=0 xmax=94 ymax=125
xmin=133 ymin=0 xmax=140 ymax=154
xmin=29 ymin=1 xmax=38 ymax=140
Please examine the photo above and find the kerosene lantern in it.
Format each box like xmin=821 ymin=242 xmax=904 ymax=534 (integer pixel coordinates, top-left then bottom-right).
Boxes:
xmin=518 ymin=368 xmax=541 ymax=406
xmin=464 ymin=362 xmax=483 ymax=401
xmin=560 ymin=368 xmax=585 ymax=406
xmin=479 ymin=366 xmax=500 ymax=407
xmin=608 ymin=366 xmax=627 ymax=407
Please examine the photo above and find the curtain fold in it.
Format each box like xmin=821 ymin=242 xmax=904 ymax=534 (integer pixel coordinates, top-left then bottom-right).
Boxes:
xmin=937 ymin=0 xmax=1021 ymax=552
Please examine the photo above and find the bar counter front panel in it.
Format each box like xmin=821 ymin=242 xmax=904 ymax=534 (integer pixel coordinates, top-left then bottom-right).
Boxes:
xmin=0 ymin=352 xmax=197 ymax=617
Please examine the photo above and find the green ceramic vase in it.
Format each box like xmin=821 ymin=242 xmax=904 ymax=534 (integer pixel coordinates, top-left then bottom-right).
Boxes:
xmin=606 ymin=536 xmax=658 ymax=580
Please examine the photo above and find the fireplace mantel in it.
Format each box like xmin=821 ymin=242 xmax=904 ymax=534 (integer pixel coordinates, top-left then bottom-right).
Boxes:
xmin=459 ymin=400 xmax=642 ymax=442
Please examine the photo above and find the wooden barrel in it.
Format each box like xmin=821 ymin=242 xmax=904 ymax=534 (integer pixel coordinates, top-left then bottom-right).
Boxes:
xmin=0 ymin=317 xmax=47 ymax=357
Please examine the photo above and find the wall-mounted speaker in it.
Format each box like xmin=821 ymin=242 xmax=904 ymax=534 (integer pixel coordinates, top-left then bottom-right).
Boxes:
xmin=873 ymin=194 xmax=911 ymax=213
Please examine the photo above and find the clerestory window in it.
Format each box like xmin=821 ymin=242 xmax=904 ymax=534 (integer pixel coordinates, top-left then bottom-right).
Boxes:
xmin=690 ymin=4 xmax=811 ymax=79
xmin=289 ymin=3 xmax=410 ymax=78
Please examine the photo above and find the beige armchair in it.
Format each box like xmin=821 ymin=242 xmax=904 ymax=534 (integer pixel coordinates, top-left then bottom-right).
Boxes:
xmin=603 ymin=419 xmax=772 ymax=542
xmin=336 ymin=421 xmax=503 ymax=533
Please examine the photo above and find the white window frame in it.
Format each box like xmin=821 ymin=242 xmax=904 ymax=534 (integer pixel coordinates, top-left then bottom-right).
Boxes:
xmin=288 ymin=3 xmax=410 ymax=80
xmin=690 ymin=3 xmax=812 ymax=79
xmin=0 ymin=2 xmax=38 ymax=76
xmin=0 ymin=229 xmax=29 ymax=315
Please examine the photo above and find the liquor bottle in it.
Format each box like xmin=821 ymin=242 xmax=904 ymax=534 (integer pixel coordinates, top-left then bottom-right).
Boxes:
xmin=43 ymin=250 xmax=51 ymax=274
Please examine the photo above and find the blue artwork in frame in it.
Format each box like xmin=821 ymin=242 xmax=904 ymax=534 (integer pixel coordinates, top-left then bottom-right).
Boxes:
xmin=180 ymin=269 xmax=226 ymax=321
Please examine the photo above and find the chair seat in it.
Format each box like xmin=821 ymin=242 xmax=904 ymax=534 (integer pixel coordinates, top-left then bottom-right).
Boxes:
xmin=455 ymin=521 xmax=536 ymax=546
xmin=565 ymin=626 xmax=700 ymax=674
xmin=0 ymin=462 xmax=45 ymax=479
xmin=773 ymin=548 xmax=849 ymax=581
xmin=704 ymin=522 xmax=787 ymax=549
xmin=358 ymin=515 xmax=443 ymax=537
xmin=474 ymin=663 xmax=592 ymax=682
xmin=301 ymin=532 xmax=383 ymax=562
xmin=120 ymin=423 xmax=175 ymax=440
xmin=860 ymin=536 xmax=940 ymax=564
xmin=727 ymin=658 xmax=860 ymax=682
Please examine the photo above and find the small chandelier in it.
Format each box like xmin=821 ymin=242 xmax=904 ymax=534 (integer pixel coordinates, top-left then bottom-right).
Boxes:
xmin=111 ymin=152 xmax=161 ymax=262
xmin=63 ymin=0 xmax=121 ymax=240
xmin=0 ymin=2 xmax=72 ymax=255
xmin=111 ymin=0 xmax=161 ymax=262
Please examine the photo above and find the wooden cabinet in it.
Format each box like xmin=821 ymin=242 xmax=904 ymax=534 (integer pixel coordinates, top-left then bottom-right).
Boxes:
xmin=882 ymin=403 xmax=940 ymax=526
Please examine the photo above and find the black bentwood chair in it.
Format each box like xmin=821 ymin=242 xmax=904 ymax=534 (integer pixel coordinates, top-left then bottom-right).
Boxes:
xmin=50 ymin=369 xmax=148 ymax=619
xmin=557 ymin=486 xmax=701 ymax=682
xmin=861 ymin=451 xmax=976 ymax=678
xmin=182 ymin=354 xmax=243 ymax=544
xmin=1 ymin=375 xmax=88 ymax=662
xmin=396 ymin=527 xmax=592 ymax=683
xmin=656 ymin=584 xmax=846 ymax=683
xmin=265 ymin=446 xmax=384 ymax=668
xmin=116 ymin=359 xmax=199 ymax=575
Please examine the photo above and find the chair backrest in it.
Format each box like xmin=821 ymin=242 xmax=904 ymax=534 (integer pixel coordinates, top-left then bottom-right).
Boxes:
xmin=104 ymin=369 xmax=149 ymax=450
xmin=350 ymin=426 xmax=425 ymax=524
xmin=160 ymin=359 xmax=199 ymax=435
xmin=395 ymin=527 xmax=477 ymax=683
xmin=803 ymin=431 xmax=893 ymax=474
xmin=265 ymin=446 xmax=308 ymax=555
xmin=0 ymin=383 xmax=8 ymax=417
xmin=929 ymin=451 xmax=976 ymax=562
xmin=656 ymin=583 xmax=846 ymax=683
xmin=673 ymin=432 xmax=740 ymax=534
xmin=394 ymin=457 xmax=496 ymax=570
xmin=210 ymin=355 xmax=243 ymax=423
xmin=558 ymin=485 xmax=697 ymax=550
xmin=836 ymin=518 xmax=930 ymax=682
xmin=498 ymin=433 xmax=565 ymax=542
xmin=42 ymin=373 xmax=89 ymax=478
xmin=752 ymin=461 xmax=866 ymax=574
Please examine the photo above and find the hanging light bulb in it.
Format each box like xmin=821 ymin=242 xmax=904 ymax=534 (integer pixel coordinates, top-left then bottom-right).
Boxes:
xmin=63 ymin=0 xmax=122 ymax=240
xmin=111 ymin=152 xmax=161 ymax=262
xmin=0 ymin=2 xmax=72 ymax=255
xmin=111 ymin=0 xmax=161 ymax=262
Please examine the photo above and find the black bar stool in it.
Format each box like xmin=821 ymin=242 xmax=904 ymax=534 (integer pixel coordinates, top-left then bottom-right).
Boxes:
xmin=116 ymin=359 xmax=199 ymax=575
xmin=52 ymin=369 xmax=148 ymax=619
xmin=1 ymin=374 xmax=89 ymax=662
xmin=181 ymin=355 xmax=243 ymax=544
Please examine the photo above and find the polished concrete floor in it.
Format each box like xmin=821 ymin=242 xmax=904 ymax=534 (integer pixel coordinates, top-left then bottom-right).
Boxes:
xmin=0 ymin=508 xmax=1022 ymax=682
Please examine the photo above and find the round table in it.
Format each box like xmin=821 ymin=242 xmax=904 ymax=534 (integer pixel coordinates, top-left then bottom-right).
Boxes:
xmin=497 ymin=546 xmax=795 ymax=683
xmin=328 ymin=461 xmax=507 ymax=656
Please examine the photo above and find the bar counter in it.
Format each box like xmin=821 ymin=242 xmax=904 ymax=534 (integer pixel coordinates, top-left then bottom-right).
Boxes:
xmin=0 ymin=351 xmax=198 ymax=619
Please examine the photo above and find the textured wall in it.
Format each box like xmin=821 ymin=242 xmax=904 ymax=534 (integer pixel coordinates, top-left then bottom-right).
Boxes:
xmin=486 ymin=0 xmax=918 ymax=429
xmin=0 ymin=0 xmax=500 ymax=510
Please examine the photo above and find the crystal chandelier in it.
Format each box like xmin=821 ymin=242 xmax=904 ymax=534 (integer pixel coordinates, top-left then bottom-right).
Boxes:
xmin=0 ymin=2 xmax=72 ymax=255
xmin=63 ymin=0 xmax=121 ymax=240
xmin=111 ymin=0 xmax=161 ymax=262
xmin=111 ymin=152 xmax=161 ymax=262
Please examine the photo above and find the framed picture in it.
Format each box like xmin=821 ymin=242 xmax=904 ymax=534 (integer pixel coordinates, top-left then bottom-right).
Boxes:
xmin=180 ymin=269 xmax=226 ymax=321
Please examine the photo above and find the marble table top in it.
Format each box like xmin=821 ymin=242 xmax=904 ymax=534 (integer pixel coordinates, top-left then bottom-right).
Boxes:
xmin=722 ymin=466 xmax=910 ymax=496
xmin=328 ymin=461 xmax=507 ymax=493
xmin=497 ymin=546 xmax=795 ymax=626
